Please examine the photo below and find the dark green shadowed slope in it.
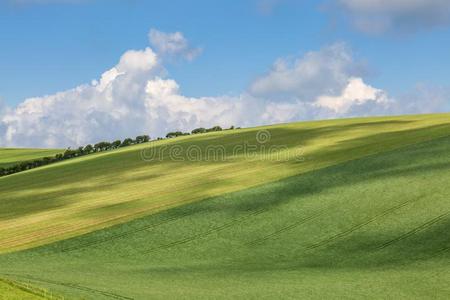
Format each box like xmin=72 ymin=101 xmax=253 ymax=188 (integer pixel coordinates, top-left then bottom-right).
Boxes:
xmin=1 ymin=135 xmax=449 ymax=299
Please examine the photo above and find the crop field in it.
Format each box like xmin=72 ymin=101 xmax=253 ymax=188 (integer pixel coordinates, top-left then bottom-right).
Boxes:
xmin=0 ymin=113 xmax=449 ymax=299
xmin=0 ymin=148 xmax=63 ymax=169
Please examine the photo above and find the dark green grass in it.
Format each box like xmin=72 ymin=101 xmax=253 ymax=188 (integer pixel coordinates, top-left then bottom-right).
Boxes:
xmin=0 ymin=135 xmax=449 ymax=299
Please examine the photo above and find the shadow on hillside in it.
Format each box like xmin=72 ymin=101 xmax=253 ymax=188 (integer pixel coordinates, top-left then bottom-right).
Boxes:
xmin=0 ymin=133 xmax=449 ymax=276
xmin=1 ymin=120 xmax=449 ymax=222
xmin=167 ymin=132 xmax=450 ymax=216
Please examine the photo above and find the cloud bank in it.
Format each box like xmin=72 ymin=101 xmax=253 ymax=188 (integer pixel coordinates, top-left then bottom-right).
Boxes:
xmin=336 ymin=0 xmax=450 ymax=34
xmin=0 ymin=29 xmax=447 ymax=148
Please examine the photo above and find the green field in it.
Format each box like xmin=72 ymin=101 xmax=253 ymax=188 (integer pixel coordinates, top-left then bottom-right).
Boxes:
xmin=0 ymin=148 xmax=62 ymax=169
xmin=0 ymin=113 xmax=450 ymax=299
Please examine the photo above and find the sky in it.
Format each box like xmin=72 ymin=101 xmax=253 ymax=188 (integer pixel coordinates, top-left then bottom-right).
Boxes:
xmin=0 ymin=0 xmax=449 ymax=148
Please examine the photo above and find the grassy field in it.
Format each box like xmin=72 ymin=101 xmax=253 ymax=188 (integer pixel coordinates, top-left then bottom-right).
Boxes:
xmin=0 ymin=278 xmax=47 ymax=300
xmin=0 ymin=131 xmax=449 ymax=299
xmin=0 ymin=148 xmax=62 ymax=168
xmin=1 ymin=113 xmax=450 ymax=254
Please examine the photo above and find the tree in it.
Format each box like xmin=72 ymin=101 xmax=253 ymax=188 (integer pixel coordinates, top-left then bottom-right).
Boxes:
xmin=135 ymin=135 xmax=150 ymax=144
xmin=166 ymin=131 xmax=189 ymax=138
xmin=191 ymin=128 xmax=206 ymax=134
xmin=71 ymin=147 xmax=83 ymax=157
xmin=121 ymin=138 xmax=134 ymax=147
xmin=111 ymin=140 xmax=122 ymax=149
xmin=206 ymin=126 xmax=222 ymax=132
xmin=42 ymin=156 xmax=53 ymax=164
xmin=84 ymin=144 xmax=93 ymax=154
xmin=63 ymin=149 xmax=77 ymax=159
xmin=94 ymin=142 xmax=111 ymax=152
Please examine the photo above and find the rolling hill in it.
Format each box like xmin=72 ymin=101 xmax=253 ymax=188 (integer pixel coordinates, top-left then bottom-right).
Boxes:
xmin=0 ymin=113 xmax=449 ymax=299
xmin=0 ymin=148 xmax=62 ymax=169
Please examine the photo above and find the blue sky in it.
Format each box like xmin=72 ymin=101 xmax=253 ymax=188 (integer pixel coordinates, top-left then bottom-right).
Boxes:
xmin=0 ymin=0 xmax=449 ymax=147
xmin=2 ymin=0 xmax=449 ymax=105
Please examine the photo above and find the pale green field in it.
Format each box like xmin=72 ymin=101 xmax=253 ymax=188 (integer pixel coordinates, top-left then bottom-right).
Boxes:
xmin=1 ymin=113 xmax=450 ymax=254
xmin=0 ymin=148 xmax=62 ymax=168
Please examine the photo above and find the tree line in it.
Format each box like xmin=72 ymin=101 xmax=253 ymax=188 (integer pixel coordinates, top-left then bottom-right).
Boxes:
xmin=0 ymin=125 xmax=238 ymax=178
xmin=166 ymin=125 xmax=237 ymax=138
xmin=0 ymin=135 xmax=150 ymax=177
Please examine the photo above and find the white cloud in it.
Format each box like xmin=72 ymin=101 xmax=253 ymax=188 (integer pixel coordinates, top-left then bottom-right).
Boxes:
xmin=0 ymin=47 xmax=161 ymax=148
xmin=117 ymin=47 xmax=158 ymax=73
xmin=149 ymin=29 xmax=202 ymax=61
xmin=314 ymin=77 xmax=389 ymax=113
xmin=0 ymin=35 xmax=447 ymax=148
xmin=250 ymin=43 xmax=362 ymax=101
xmin=337 ymin=0 xmax=450 ymax=33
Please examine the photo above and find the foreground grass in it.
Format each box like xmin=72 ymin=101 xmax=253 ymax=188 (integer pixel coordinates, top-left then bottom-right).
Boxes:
xmin=1 ymin=113 xmax=450 ymax=253
xmin=0 ymin=134 xmax=449 ymax=299
xmin=0 ymin=278 xmax=46 ymax=300
xmin=0 ymin=148 xmax=62 ymax=168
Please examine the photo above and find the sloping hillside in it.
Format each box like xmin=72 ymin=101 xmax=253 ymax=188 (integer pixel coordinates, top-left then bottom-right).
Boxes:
xmin=0 ymin=131 xmax=449 ymax=299
xmin=0 ymin=148 xmax=62 ymax=168
xmin=1 ymin=113 xmax=449 ymax=254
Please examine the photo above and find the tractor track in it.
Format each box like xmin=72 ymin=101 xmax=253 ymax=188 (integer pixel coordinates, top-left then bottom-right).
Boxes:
xmin=375 ymin=211 xmax=450 ymax=251
xmin=47 ymin=210 xmax=196 ymax=255
xmin=245 ymin=210 xmax=325 ymax=246
xmin=305 ymin=197 xmax=423 ymax=250
xmin=0 ymin=273 xmax=133 ymax=300
xmin=140 ymin=205 xmax=271 ymax=254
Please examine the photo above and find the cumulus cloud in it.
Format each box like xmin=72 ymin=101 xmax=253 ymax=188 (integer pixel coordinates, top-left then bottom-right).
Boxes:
xmin=149 ymin=29 xmax=202 ymax=61
xmin=0 ymin=37 xmax=248 ymax=148
xmin=0 ymin=34 xmax=446 ymax=148
xmin=250 ymin=43 xmax=362 ymax=101
xmin=247 ymin=42 xmax=392 ymax=121
xmin=0 ymin=47 xmax=160 ymax=148
xmin=336 ymin=0 xmax=450 ymax=34
xmin=314 ymin=77 xmax=389 ymax=113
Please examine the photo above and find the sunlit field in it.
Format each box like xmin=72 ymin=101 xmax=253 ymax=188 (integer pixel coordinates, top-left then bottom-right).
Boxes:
xmin=0 ymin=113 xmax=449 ymax=299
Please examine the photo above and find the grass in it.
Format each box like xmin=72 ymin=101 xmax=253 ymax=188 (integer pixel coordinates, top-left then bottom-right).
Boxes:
xmin=0 ymin=148 xmax=62 ymax=168
xmin=0 ymin=131 xmax=449 ymax=299
xmin=1 ymin=113 xmax=450 ymax=253
xmin=0 ymin=278 xmax=47 ymax=300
